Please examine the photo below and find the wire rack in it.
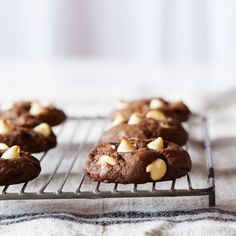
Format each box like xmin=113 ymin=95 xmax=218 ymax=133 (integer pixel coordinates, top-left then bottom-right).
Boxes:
xmin=0 ymin=115 xmax=215 ymax=206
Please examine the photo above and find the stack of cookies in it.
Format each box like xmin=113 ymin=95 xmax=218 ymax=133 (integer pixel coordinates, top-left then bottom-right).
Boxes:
xmin=0 ymin=100 xmax=66 ymax=185
xmin=85 ymin=98 xmax=192 ymax=184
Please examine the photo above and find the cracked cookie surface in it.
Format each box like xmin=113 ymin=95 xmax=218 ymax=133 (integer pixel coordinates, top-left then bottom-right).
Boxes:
xmin=85 ymin=137 xmax=192 ymax=184
xmin=0 ymin=146 xmax=41 ymax=185
xmin=102 ymin=114 xmax=188 ymax=146
xmin=110 ymin=98 xmax=191 ymax=122
xmin=0 ymin=101 xmax=66 ymax=127
xmin=0 ymin=120 xmax=57 ymax=153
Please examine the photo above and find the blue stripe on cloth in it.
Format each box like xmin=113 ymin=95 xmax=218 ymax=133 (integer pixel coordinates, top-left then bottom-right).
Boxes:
xmin=1 ymin=208 xmax=236 ymax=226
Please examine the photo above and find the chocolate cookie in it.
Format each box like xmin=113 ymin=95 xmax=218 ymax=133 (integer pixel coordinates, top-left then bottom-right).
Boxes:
xmin=0 ymin=101 xmax=66 ymax=127
xmin=102 ymin=113 xmax=188 ymax=146
xmin=85 ymin=137 xmax=192 ymax=184
xmin=0 ymin=145 xmax=41 ymax=186
xmin=110 ymin=98 xmax=191 ymax=122
xmin=0 ymin=119 xmax=57 ymax=153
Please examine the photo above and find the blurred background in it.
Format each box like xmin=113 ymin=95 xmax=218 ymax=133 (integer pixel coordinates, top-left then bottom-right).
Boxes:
xmin=1 ymin=0 xmax=236 ymax=62
xmin=0 ymin=0 xmax=236 ymax=115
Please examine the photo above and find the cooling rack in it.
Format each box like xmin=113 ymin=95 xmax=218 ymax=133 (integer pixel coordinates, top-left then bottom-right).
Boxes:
xmin=0 ymin=115 xmax=215 ymax=206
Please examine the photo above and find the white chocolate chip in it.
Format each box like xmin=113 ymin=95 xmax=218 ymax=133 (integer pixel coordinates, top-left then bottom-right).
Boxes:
xmin=98 ymin=155 xmax=117 ymax=166
xmin=116 ymin=99 xmax=129 ymax=109
xmin=0 ymin=143 xmax=9 ymax=149
xmin=0 ymin=119 xmax=12 ymax=135
xmin=112 ymin=113 xmax=126 ymax=127
xmin=110 ymin=145 xmax=116 ymax=150
xmin=1 ymin=101 xmax=14 ymax=111
xmin=146 ymin=110 xmax=166 ymax=121
xmin=41 ymin=101 xmax=54 ymax=108
xmin=1 ymin=145 xmax=20 ymax=159
xmin=29 ymin=102 xmax=47 ymax=116
xmin=117 ymin=137 xmax=136 ymax=153
xmin=147 ymin=137 xmax=164 ymax=151
xmin=33 ymin=123 xmax=51 ymax=137
xmin=128 ymin=112 xmax=143 ymax=125
xmin=160 ymin=123 xmax=173 ymax=129
xmin=146 ymin=159 xmax=167 ymax=181
xmin=149 ymin=98 xmax=164 ymax=109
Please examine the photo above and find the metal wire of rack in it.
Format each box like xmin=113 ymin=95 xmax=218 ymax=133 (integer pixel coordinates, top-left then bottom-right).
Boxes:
xmin=0 ymin=115 xmax=215 ymax=206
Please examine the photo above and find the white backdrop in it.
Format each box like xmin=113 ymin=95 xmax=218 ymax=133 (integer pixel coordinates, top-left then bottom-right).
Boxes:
xmin=0 ymin=0 xmax=236 ymax=63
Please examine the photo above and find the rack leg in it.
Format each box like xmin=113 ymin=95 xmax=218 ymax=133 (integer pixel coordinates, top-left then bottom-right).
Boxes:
xmin=209 ymin=190 xmax=216 ymax=207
